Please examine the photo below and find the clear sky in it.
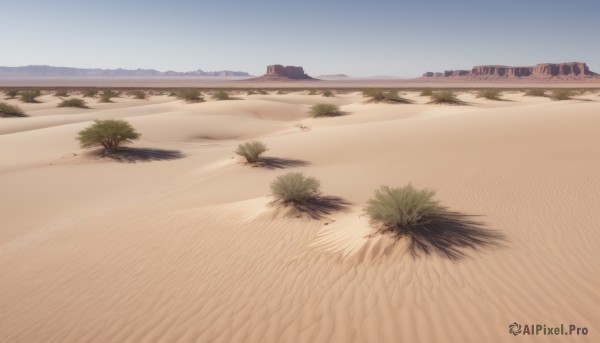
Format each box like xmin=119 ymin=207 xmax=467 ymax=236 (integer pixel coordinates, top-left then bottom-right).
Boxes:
xmin=2 ymin=0 xmax=599 ymax=77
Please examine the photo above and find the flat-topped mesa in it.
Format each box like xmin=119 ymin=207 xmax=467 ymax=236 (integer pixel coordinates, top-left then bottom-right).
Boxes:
xmin=423 ymin=62 xmax=598 ymax=79
xmin=258 ymin=64 xmax=315 ymax=80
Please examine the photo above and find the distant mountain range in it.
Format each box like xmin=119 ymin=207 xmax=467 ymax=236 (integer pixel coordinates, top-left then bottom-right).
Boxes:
xmin=0 ymin=65 xmax=251 ymax=77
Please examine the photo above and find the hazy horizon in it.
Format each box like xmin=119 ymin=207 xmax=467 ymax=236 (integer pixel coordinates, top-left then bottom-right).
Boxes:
xmin=2 ymin=0 xmax=599 ymax=77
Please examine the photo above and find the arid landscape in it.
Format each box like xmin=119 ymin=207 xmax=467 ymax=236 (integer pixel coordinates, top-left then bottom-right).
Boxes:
xmin=1 ymin=83 xmax=599 ymax=342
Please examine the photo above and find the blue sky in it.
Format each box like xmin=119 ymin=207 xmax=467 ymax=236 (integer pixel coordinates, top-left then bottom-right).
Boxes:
xmin=2 ymin=0 xmax=599 ymax=77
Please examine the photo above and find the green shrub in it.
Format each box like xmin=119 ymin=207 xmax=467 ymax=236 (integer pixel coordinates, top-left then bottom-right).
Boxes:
xmin=58 ymin=98 xmax=87 ymax=108
xmin=54 ymin=89 xmax=69 ymax=97
xmin=131 ymin=90 xmax=147 ymax=99
xmin=524 ymin=89 xmax=546 ymax=97
xmin=235 ymin=141 xmax=267 ymax=163
xmin=176 ymin=89 xmax=203 ymax=102
xmin=310 ymin=103 xmax=341 ymax=117
xmin=363 ymin=89 xmax=410 ymax=103
xmin=322 ymin=89 xmax=333 ymax=97
xmin=429 ymin=91 xmax=462 ymax=104
xmin=364 ymin=184 xmax=443 ymax=237
xmin=550 ymin=89 xmax=572 ymax=101
xmin=20 ymin=90 xmax=41 ymax=103
xmin=270 ymin=172 xmax=320 ymax=205
xmin=77 ymin=119 xmax=140 ymax=154
xmin=212 ymin=90 xmax=230 ymax=100
xmin=476 ymin=89 xmax=502 ymax=100
xmin=420 ymin=88 xmax=433 ymax=96
xmin=82 ymin=89 xmax=98 ymax=98
xmin=99 ymin=89 xmax=119 ymax=103
xmin=5 ymin=89 xmax=19 ymax=99
xmin=0 ymin=102 xmax=25 ymax=117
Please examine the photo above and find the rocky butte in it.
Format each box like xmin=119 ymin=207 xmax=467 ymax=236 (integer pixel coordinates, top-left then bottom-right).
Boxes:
xmin=422 ymin=62 xmax=598 ymax=80
xmin=249 ymin=65 xmax=317 ymax=81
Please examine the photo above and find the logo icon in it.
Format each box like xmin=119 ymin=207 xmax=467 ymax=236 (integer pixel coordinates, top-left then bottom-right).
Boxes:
xmin=509 ymin=322 xmax=522 ymax=336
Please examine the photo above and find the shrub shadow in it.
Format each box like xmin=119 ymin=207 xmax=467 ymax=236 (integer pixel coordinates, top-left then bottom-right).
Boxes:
xmin=253 ymin=157 xmax=310 ymax=170
xmin=374 ymin=210 xmax=506 ymax=261
xmin=89 ymin=147 xmax=185 ymax=163
xmin=427 ymin=99 xmax=470 ymax=106
xmin=271 ymin=195 xmax=352 ymax=220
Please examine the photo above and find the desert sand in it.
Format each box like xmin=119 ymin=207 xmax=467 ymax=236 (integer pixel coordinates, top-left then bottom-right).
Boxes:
xmin=1 ymin=89 xmax=599 ymax=342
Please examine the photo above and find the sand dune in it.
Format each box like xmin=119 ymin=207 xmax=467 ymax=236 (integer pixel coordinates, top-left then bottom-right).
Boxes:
xmin=1 ymin=90 xmax=599 ymax=342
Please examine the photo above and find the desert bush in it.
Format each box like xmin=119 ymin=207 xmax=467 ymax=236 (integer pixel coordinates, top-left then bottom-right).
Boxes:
xmin=363 ymin=89 xmax=410 ymax=103
xmin=524 ymin=89 xmax=546 ymax=97
xmin=235 ymin=141 xmax=267 ymax=163
xmin=5 ymin=89 xmax=19 ymax=99
xmin=54 ymin=89 xmax=69 ymax=97
xmin=429 ymin=91 xmax=462 ymax=104
xmin=246 ymin=90 xmax=257 ymax=95
xmin=257 ymin=90 xmax=268 ymax=95
xmin=212 ymin=90 xmax=230 ymax=100
xmin=307 ymin=90 xmax=317 ymax=95
xmin=270 ymin=172 xmax=320 ymax=205
xmin=364 ymin=184 xmax=443 ymax=238
xmin=58 ymin=98 xmax=87 ymax=108
xmin=99 ymin=89 xmax=119 ymax=103
xmin=82 ymin=89 xmax=98 ymax=98
xmin=20 ymin=90 xmax=41 ymax=103
xmin=420 ymin=88 xmax=433 ymax=96
xmin=131 ymin=90 xmax=147 ymax=99
xmin=0 ymin=102 xmax=25 ymax=117
xmin=550 ymin=89 xmax=572 ymax=101
xmin=77 ymin=119 xmax=140 ymax=154
xmin=322 ymin=89 xmax=333 ymax=97
xmin=476 ymin=89 xmax=502 ymax=100
xmin=176 ymin=89 xmax=202 ymax=102
xmin=310 ymin=103 xmax=341 ymax=117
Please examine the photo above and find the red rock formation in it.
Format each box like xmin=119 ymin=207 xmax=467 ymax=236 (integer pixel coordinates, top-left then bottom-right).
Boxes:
xmin=423 ymin=62 xmax=597 ymax=79
xmin=263 ymin=65 xmax=313 ymax=79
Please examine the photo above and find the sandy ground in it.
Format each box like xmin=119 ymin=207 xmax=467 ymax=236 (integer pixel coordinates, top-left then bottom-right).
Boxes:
xmin=1 ymin=89 xmax=599 ymax=342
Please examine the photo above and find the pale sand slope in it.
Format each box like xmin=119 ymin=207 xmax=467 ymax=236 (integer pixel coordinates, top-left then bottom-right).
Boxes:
xmin=1 ymin=91 xmax=599 ymax=342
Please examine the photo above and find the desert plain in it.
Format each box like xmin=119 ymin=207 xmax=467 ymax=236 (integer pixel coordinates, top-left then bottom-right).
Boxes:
xmin=1 ymin=83 xmax=599 ymax=342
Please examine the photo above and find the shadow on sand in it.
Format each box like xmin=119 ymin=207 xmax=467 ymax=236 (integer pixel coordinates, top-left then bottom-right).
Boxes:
xmin=373 ymin=210 xmax=507 ymax=261
xmin=272 ymin=195 xmax=352 ymax=220
xmin=253 ymin=157 xmax=310 ymax=170
xmin=89 ymin=147 xmax=185 ymax=163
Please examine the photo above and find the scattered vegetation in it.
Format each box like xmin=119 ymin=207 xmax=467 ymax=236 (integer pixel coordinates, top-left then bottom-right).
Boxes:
xmin=82 ymin=89 xmax=99 ymax=98
xmin=77 ymin=119 xmax=140 ymax=154
xmin=476 ymin=89 xmax=502 ymax=100
xmin=20 ymin=90 xmax=41 ymax=103
xmin=363 ymin=89 xmax=410 ymax=103
xmin=235 ymin=141 xmax=268 ymax=163
xmin=270 ymin=172 xmax=320 ymax=206
xmin=212 ymin=90 xmax=231 ymax=100
xmin=524 ymin=89 xmax=546 ymax=97
xmin=5 ymin=89 xmax=19 ymax=99
xmin=131 ymin=91 xmax=147 ymax=99
xmin=257 ymin=90 xmax=268 ymax=95
xmin=420 ymin=88 xmax=433 ymax=96
xmin=550 ymin=89 xmax=572 ymax=101
xmin=307 ymin=90 xmax=317 ymax=95
xmin=322 ymin=89 xmax=333 ymax=97
xmin=310 ymin=103 xmax=342 ymax=117
xmin=429 ymin=91 xmax=463 ymax=105
xmin=176 ymin=89 xmax=203 ymax=102
xmin=54 ymin=89 xmax=69 ymax=97
xmin=99 ymin=89 xmax=119 ymax=103
xmin=58 ymin=98 xmax=88 ymax=108
xmin=246 ymin=90 xmax=257 ymax=95
xmin=0 ymin=102 xmax=25 ymax=117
